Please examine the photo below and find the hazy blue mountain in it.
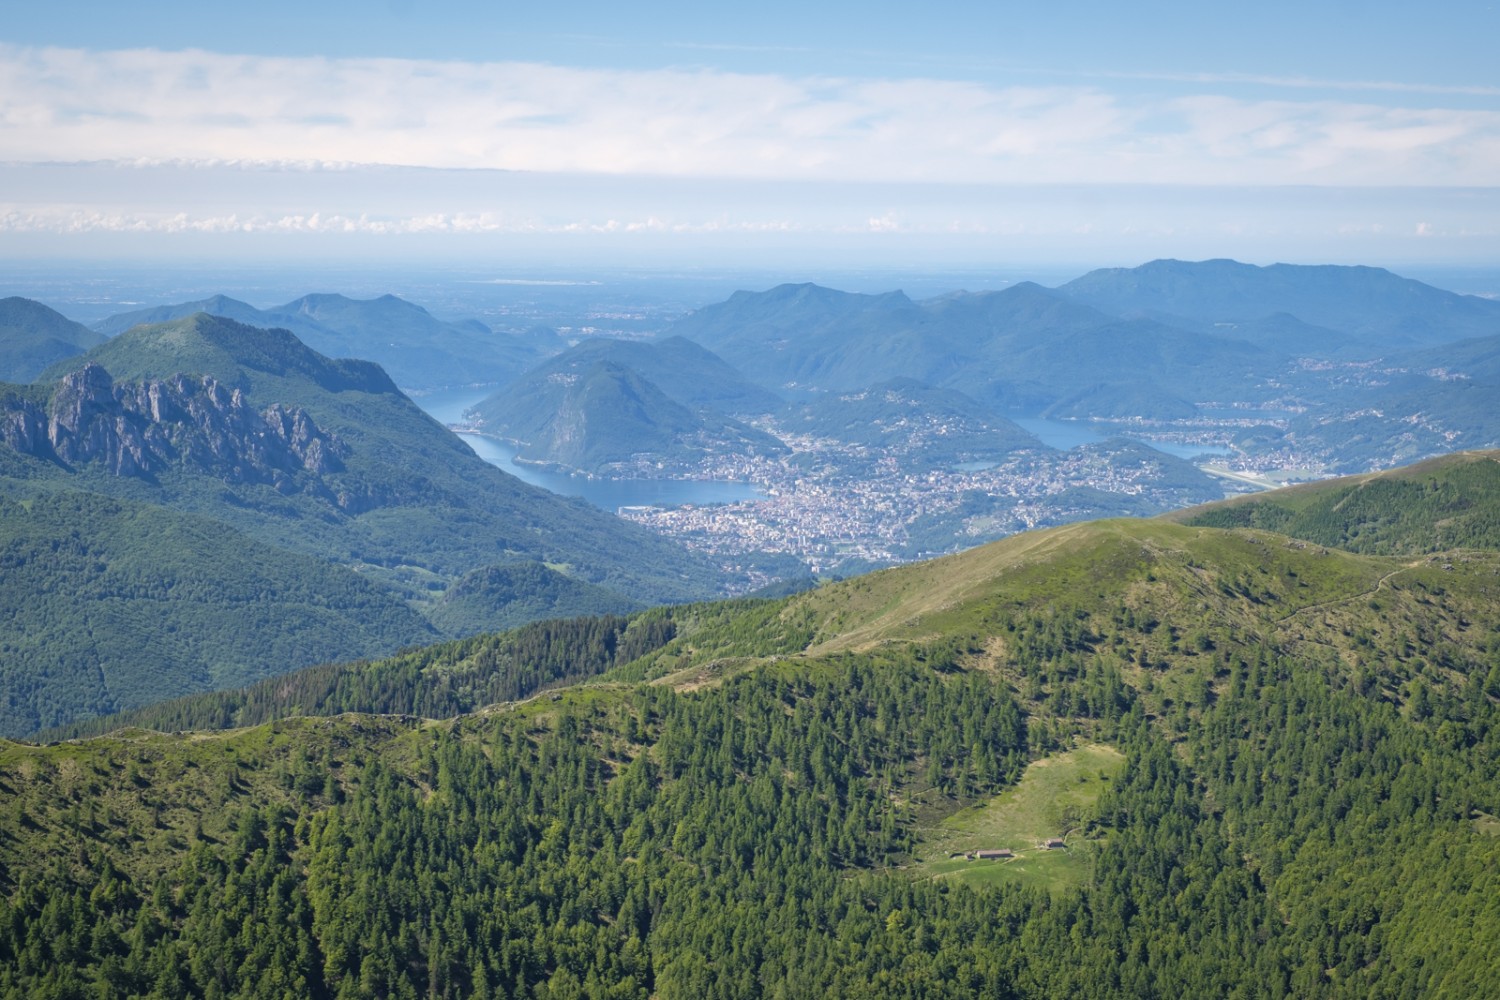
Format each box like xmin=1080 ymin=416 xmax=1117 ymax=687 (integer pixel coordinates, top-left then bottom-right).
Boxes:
xmin=1237 ymin=333 xmax=1500 ymax=472
xmin=1058 ymin=258 xmax=1500 ymax=352
xmin=517 ymin=323 xmax=568 ymax=353
xmin=921 ymin=281 xmax=1115 ymax=341
xmin=1215 ymin=311 xmax=1355 ymax=355
xmin=664 ymin=283 xmax=949 ymax=390
xmin=508 ymin=335 xmax=783 ymax=415
xmin=1042 ymin=381 xmax=1200 ymax=421
xmin=1396 ymin=332 xmax=1500 ymax=382
xmin=0 ymin=296 xmax=107 ymax=382
xmin=955 ymin=316 xmax=1276 ymax=415
xmin=666 ymin=280 xmax=1282 ymax=417
xmin=90 ymin=294 xmax=270 ymax=336
xmin=271 ymin=293 xmax=534 ymax=379
xmin=95 ymin=292 xmax=544 ymax=389
xmin=468 ymin=359 xmax=787 ymax=474
xmin=1279 ymin=378 xmax=1500 ymax=473
xmin=776 ymin=378 xmax=1043 ymax=468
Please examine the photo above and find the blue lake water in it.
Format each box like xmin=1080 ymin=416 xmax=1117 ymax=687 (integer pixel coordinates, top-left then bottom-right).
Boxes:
xmin=410 ymin=386 xmax=765 ymax=511
xmin=1013 ymin=417 xmax=1228 ymax=462
xmin=408 ymin=386 xmax=497 ymax=425
xmin=458 ymin=434 xmax=764 ymax=510
xmin=409 ymin=387 xmax=1223 ymax=510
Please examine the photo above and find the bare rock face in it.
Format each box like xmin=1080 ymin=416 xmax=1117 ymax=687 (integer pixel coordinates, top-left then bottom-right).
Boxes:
xmin=0 ymin=405 xmax=48 ymax=456
xmin=2 ymin=362 xmax=345 ymax=487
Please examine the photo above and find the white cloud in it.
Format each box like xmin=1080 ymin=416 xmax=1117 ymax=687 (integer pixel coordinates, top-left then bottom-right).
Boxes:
xmin=1078 ymin=68 xmax=1500 ymax=99
xmin=2 ymin=44 xmax=1497 ymax=187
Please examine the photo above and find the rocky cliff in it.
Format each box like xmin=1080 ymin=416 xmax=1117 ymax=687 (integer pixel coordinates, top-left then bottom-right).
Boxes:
xmin=1 ymin=362 xmax=343 ymax=490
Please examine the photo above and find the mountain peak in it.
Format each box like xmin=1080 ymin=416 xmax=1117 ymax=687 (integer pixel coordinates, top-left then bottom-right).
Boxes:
xmin=1059 ymin=259 xmax=1500 ymax=348
xmin=0 ymin=296 xmax=108 ymax=383
xmin=53 ymin=313 xmax=401 ymax=399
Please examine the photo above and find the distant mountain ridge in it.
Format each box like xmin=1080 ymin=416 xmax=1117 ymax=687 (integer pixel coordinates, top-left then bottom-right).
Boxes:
xmin=0 ymin=296 xmax=107 ymax=383
xmin=665 ymin=278 xmax=1284 ymax=416
xmin=93 ymin=292 xmax=542 ymax=390
xmin=491 ymin=335 xmax=784 ymax=415
xmin=1058 ymin=258 xmax=1500 ymax=350
xmin=656 ymin=261 xmax=1500 ymax=471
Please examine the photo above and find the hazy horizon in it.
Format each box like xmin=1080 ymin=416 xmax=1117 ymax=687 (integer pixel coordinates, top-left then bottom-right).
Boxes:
xmin=10 ymin=256 xmax=1500 ymax=333
xmin=3 ymin=2 xmax=1496 ymax=271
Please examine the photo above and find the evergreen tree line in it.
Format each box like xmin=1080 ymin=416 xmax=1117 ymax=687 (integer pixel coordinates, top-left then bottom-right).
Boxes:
xmin=4 ymin=624 xmax=1499 ymax=997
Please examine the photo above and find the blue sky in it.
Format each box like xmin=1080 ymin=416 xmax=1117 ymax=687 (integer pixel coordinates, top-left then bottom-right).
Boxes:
xmin=3 ymin=1 xmax=1498 ymax=270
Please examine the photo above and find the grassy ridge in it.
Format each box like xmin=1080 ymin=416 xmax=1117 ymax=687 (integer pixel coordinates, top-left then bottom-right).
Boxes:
xmin=1176 ymin=449 xmax=1500 ymax=553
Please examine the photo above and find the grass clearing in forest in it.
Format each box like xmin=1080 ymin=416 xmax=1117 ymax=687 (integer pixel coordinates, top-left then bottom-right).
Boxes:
xmin=914 ymin=742 xmax=1126 ymax=894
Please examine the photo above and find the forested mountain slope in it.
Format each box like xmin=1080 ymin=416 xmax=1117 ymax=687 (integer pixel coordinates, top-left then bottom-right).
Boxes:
xmin=0 ymin=315 xmax=723 ymax=733
xmin=1176 ymin=449 xmax=1500 ymax=552
xmin=665 ymin=280 xmax=1281 ymax=416
xmin=467 ymin=359 xmax=786 ymax=475
xmin=3 ymin=453 xmax=1499 ymax=997
xmin=17 ymin=313 xmax=720 ymax=600
xmin=0 ymin=488 xmax=436 ymax=736
xmin=472 ymin=335 xmax=782 ymax=416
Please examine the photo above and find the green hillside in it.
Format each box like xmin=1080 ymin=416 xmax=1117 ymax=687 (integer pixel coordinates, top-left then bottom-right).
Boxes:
xmin=469 ymin=359 xmax=786 ymax=474
xmin=40 ymin=611 xmax=680 ymax=740
xmin=0 ymin=297 xmax=105 ymax=383
xmin=0 ymin=487 xmax=435 ymax=736
xmin=1177 ymin=450 xmax=1500 ymax=552
xmin=0 ymin=315 xmax=726 ymax=732
xmin=3 ymin=454 xmax=1500 ymax=997
xmin=23 ymin=314 xmax=720 ymax=601
xmin=425 ymin=562 xmax=643 ymax=638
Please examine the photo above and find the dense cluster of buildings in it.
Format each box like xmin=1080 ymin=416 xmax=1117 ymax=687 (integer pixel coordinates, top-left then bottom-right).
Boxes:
xmin=619 ymin=434 xmax=1233 ymax=576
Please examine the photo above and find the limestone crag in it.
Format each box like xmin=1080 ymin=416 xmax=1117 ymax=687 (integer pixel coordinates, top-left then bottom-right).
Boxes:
xmin=2 ymin=362 xmax=343 ymax=488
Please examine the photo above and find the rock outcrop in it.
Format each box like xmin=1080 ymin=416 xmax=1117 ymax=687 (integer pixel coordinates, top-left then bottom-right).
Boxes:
xmin=2 ymin=363 xmax=343 ymax=489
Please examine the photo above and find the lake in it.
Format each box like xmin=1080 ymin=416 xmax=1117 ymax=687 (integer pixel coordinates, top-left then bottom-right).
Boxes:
xmin=1013 ymin=417 xmax=1228 ymax=462
xmin=410 ymin=387 xmax=765 ymax=511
